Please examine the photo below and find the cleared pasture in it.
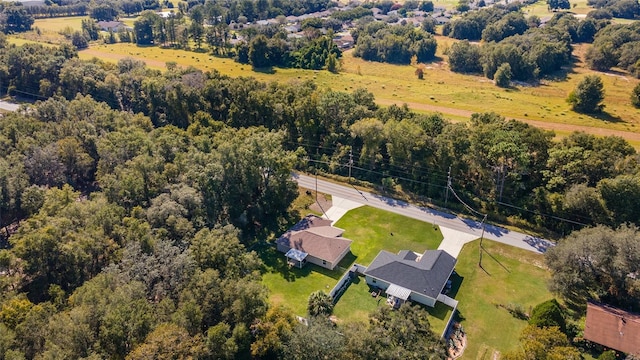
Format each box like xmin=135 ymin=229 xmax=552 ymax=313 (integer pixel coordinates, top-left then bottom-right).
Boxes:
xmin=79 ymin=39 xmax=640 ymax=143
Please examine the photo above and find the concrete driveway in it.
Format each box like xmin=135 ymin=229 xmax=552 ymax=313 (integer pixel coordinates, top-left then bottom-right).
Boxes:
xmin=294 ymin=173 xmax=554 ymax=257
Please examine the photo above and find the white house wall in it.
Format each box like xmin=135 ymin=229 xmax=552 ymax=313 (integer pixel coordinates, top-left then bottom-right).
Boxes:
xmin=277 ymin=244 xmax=352 ymax=271
xmin=306 ymin=254 xmax=333 ymax=270
xmin=365 ymin=275 xmax=390 ymax=290
xmin=408 ymin=291 xmax=436 ymax=307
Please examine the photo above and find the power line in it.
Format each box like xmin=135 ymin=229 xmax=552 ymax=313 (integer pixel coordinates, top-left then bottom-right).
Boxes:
xmin=496 ymin=201 xmax=588 ymax=227
xmin=286 ymin=138 xmax=453 ymax=180
xmin=291 ymin=140 xmax=452 ymax=182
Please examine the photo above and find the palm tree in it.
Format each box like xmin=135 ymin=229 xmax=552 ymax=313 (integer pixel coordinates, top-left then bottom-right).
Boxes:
xmin=307 ymin=291 xmax=333 ymax=317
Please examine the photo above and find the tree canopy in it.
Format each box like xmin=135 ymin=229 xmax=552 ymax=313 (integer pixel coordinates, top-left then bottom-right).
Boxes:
xmin=546 ymin=224 xmax=640 ymax=311
xmin=567 ymin=75 xmax=605 ymax=113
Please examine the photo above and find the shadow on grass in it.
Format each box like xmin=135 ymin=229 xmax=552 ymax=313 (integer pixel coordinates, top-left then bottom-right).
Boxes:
xmin=253 ymin=66 xmax=277 ymax=74
xmin=428 ymin=55 xmax=445 ymax=64
xmin=543 ymin=63 xmax=578 ymax=83
xmin=337 ymin=251 xmax=357 ymax=269
xmin=588 ymin=110 xmax=624 ymax=123
xmin=427 ymin=301 xmax=452 ymax=321
xmin=481 ymin=246 xmax=511 ymax=273
xmin=562 ymin=295 xmax=588 ymax=320
xmin=447 ymin=271 xmax=465 ymax=299
xmin=332 ymin=274 xmax=361 ymax=304
xmin=258 ymin=244 xmax=345 ymax=282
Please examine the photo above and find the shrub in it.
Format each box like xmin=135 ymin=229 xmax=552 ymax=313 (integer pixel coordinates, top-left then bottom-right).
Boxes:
xmin=308 ymin=291 xmax=333 ymax=317
xmin=529 ymin=299 xmax=566 ymax=333
xmin=632 ymin=83 xmax=640 ymax=108
xmin=567 ymin=75 xmax=605 ymax=113
xmin=598 ymin=350 xmax=617 ymax=360
xmin=494 ymin=63 xmax=512 ymax=88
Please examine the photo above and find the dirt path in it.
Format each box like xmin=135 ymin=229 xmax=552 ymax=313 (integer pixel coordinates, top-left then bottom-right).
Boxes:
xmin=376 ymin=98 xmax=640 ymax=142
xmin=80 ymin=47 xmax=640 ymax=143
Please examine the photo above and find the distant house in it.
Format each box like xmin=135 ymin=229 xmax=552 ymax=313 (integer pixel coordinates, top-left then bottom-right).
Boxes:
xmin=284 ymin=24 xmax=302 ymax=33
xmin=97 ymin=21 xmax=128 ymax=32
xmin=276 ymin=215 xmax=352 ymax=270
xmin=433 ymin=15 xmax=451 ymax=25
xmin=584 ymin=302 xmax=640 ymax=355
xmin=333 ymin=32 xmax=354 ymax=49
xmin=364 ymin=249 xmax=456 ymax=308
xmin=157 ymin=11 xmax=175 ymax=18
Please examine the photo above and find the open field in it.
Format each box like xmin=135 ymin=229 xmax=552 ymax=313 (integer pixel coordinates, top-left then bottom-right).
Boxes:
xmin=76 ymin=38 xmax=640 ymax=145
xmin=522 ymin=0 xmax=634 ymax=23
xmin=11 ymin=0 xmax=640 ymax=145
xmin=523 ymin=0 xmax=592 ymax=17
xmin=33 ymin=16 xmax=87 ymax=33
xmin=334 ymin=206 xmax=444 ymax=265
xmin=454 ymin=239 xmax=552 ymax=359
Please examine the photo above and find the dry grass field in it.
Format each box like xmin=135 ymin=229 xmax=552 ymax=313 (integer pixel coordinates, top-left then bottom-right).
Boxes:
xmin=77 ymin=38 xmax=640 ymax=146
xmin=11 ymin=5 xmax=640 ymax=146
xmin=33 ymin=16 xmax=87 ymax=33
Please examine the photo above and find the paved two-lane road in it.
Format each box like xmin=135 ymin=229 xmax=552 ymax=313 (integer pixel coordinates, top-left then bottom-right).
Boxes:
xmin=293 ymin=173 xmax=553 ymax=254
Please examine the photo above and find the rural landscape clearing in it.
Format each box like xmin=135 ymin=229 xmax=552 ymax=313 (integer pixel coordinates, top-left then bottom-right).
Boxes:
xmin=0 ymin=0 xmax=639 ymax=358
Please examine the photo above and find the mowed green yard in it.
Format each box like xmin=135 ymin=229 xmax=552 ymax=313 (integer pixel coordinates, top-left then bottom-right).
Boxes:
xmin=330 ymin=207 xmax=553 ymax=357
xmin=261 ymin=206 xmax=444 ymax=316
xmin=454 ymin=239 xmax=552 ymax=359
xmin=260 ymin=244 xmax=355 ymax=316
xmin=334 ymin=206 xmax=444 ymax=265
xmin=262 ymin=204 xmax=553 ymax=359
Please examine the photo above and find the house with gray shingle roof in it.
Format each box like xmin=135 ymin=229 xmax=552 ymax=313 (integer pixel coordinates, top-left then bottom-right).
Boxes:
xmin=364 ymin=249 xmax=456 ymax=308
xmin=276 ymin=214 xmax=352 ymax=270
xmin=97 ymin=21 xmax=129 ymax=32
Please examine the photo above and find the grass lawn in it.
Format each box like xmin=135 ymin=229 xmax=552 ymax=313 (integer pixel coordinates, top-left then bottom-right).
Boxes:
xmin=262 ymin=205 xmax=444 ymax=318
xmin=33 ymin=16 xmax=87 ymax=33
xmin=260 ymin=244 xmax=355 ymax=316
xmin=332 ymin=275 xmax=382 ymax=323
xmin=454 ymin=239 xmax=552 ymax=359
xmin=334 ymin=206 xmax=443 ymax=266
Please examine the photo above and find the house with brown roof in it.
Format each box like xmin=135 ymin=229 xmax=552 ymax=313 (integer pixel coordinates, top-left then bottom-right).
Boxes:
xmin=276 ymin=214 xmax=352 ymax=270
xmin=584 ymin=301 xmax=640 ymax=355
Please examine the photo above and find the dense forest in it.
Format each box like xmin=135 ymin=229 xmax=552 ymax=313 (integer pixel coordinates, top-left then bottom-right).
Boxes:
xmin=0 ymin=93 xmax=448 ymax=358
xmin=0 ymin=0 xmax=639 ymax=355
xmin=25 ymin=0 xmax=331 ymax=20
xmin=352 ymin=21 xmax=437 ymax=64
xmin=444 ymin=6 xmax=615 ymax=81
xmin=0 ymin=40 xmax=639 ymax=236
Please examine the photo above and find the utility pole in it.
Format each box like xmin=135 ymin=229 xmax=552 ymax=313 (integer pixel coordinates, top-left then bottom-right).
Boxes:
xmin=315 ymin=166 xmax=318 ymax=203
xmin=479 ymin=213 xmax=487 ymax=268
xmin=445 ymin=166 xmax=451 ymax=207
xmin=348 ymin=149 xmax=353 ymax=183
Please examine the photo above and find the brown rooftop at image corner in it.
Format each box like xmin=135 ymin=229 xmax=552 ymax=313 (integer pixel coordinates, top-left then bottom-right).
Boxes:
xmin=584 ymin=301 xmax=640 ymax=355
